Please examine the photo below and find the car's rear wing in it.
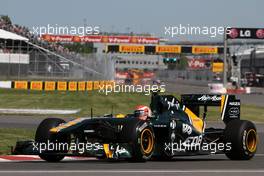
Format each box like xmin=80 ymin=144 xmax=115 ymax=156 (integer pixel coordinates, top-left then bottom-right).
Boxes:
xmin=181 ymin=94 xmax=240 ymax=123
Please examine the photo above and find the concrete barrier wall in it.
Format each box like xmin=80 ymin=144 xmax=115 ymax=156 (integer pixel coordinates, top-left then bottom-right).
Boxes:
xmin=0 ymin=80 xmax=114 ymax=91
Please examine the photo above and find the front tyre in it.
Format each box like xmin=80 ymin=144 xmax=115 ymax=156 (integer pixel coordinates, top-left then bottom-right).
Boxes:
xmin=224 ymin=120 xmax=258 ymax=160
xmin=35 ymin=118 xmax=70 ymax=162
xmin=131 ymin=124 xmax=155 ymax=162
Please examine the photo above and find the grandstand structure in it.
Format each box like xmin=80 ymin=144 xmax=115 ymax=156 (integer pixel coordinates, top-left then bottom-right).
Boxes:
xmin=0 ymin=16 xmax=114 ymax=80
xmin=95 ymin=43 xmax=166 ymax=71
xmin=1 ymin=16 xmax=263 ymax=87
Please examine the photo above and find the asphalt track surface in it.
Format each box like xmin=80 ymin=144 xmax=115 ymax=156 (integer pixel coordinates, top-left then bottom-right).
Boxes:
xmin=0 ymin=82 xmax=263 ymax=176
xmin=0 ymin=155 xmax=263 ymax=176
xmin=165 ymin=80 xmax=264 ymax=106
xmin=0 ymin=115 xmax=263 ymax=176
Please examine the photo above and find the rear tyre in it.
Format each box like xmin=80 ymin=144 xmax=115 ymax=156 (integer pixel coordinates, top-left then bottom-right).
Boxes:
xmin=35 ymin=118 xmax=70 ymax=162
xmin=224 ymin=120 xmax=257 ymax=160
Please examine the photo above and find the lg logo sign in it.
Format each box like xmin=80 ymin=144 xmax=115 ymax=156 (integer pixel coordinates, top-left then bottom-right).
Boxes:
xmin=229 ymin=28 xmax=251 ymax=39
xmin=256 ymin=29 xmax=264 ymax=39
xmin=228 ymin=28 xmax=264 ymax=39
xmin=240 ymin=30 xmax=251 ymax=37
xmin=229 ymin=28 xmax=239 ymax=38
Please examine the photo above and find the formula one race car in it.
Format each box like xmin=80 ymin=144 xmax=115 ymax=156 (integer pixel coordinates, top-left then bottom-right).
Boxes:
xmin=13 ymin=92 xmax=258 ymax=162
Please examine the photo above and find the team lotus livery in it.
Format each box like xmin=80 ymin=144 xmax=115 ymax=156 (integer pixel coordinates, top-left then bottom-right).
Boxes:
xmin=13 ymin=91 xmax=258 ymax=162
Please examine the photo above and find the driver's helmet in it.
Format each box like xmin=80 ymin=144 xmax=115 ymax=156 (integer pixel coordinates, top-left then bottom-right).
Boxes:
xmin=134 ymin=105 xmax=152 ymax=120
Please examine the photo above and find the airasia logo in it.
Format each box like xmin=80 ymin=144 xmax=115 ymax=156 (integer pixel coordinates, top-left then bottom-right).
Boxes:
xmin=256 ymin=29 xmax=264 ymax=39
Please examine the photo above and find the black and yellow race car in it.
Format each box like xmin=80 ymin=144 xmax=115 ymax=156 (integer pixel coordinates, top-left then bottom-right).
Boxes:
xmin=13 ymin=92 xmax=258 ymax=162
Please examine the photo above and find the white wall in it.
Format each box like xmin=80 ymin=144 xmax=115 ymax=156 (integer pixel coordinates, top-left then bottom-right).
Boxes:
xmin=0 ymin=53 xmax=29 ymax=64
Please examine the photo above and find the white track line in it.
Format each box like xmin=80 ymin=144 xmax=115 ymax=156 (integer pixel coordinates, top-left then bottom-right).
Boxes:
xmin=0 ymin=158 xmax=9 ymax=162
xmin=0 ymin=154 xmax=263 ymax=162
xmin=0 ymin=170 xmax=264 ymax=173
xmin=0 ymin=155 xmax=97 ymax=162
xmin=10 ymin=155 xmax=40 ymax=159
xmin=0 ymin=108 xmax=80 ymax=115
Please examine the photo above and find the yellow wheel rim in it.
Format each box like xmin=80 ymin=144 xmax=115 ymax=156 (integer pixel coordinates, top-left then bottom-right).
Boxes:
xmin=140 ymin=129 xmax=154 ymax=154
xmin=246 ymin=129 xmax=257 ymax=153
